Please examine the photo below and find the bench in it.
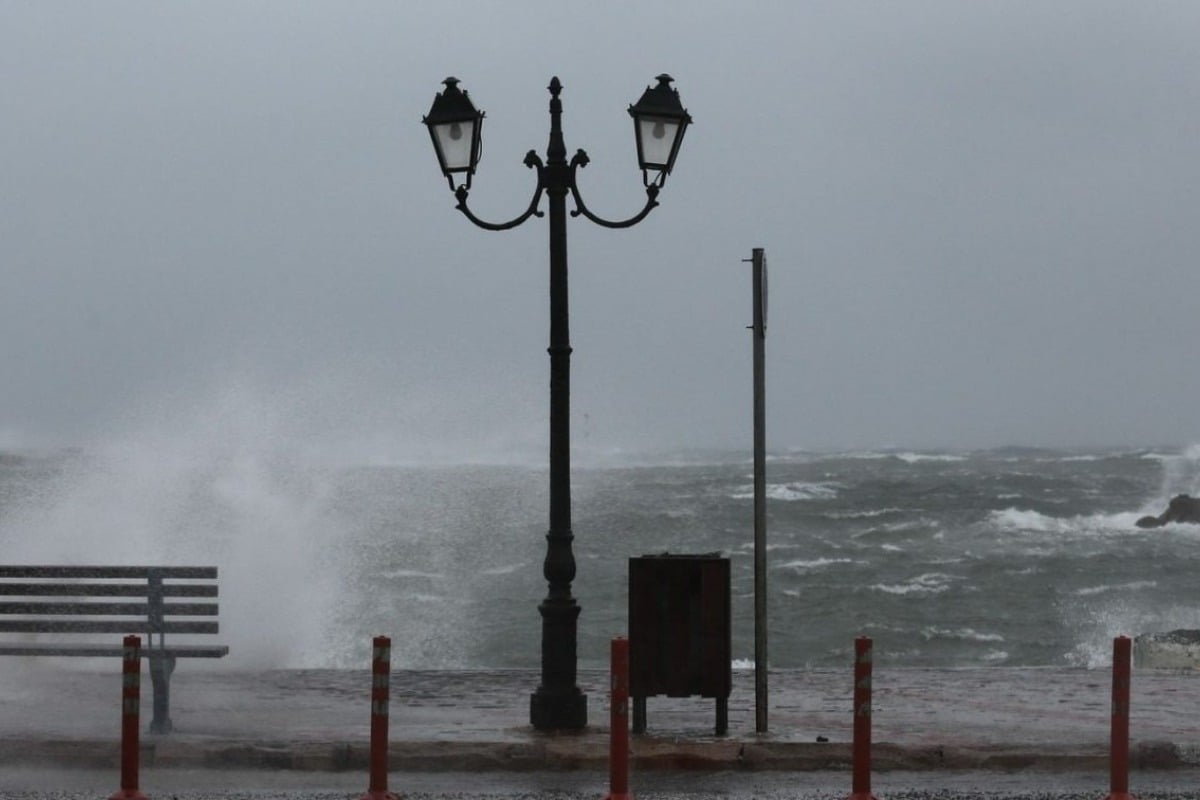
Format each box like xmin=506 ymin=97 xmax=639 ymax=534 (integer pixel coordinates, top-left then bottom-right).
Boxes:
xmin=0 ymin=565 xmax=229 ymax=734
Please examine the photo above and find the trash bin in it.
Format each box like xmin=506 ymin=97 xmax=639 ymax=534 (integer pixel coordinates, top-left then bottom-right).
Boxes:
xmin=628 ymin=553 xmax=731 ymax=735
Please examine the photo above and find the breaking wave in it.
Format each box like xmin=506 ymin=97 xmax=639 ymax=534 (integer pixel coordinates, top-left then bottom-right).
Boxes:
xmin=986 ymin=507 xmax=1143 ymax=535
xmin=871 ymin=573 xmax=959 ymax=595
xmin=828 ymin=507 xmax=905 ymax=520
xmin=777 ymin=557 xmax=856 ymax=571
xmin=730 ymin=481 xmax=841 ymax=501
xmin=1073 ymin=580 xmax=1157 ymax=597
xmin=921 ymin=626 xmax=1005 ymax=643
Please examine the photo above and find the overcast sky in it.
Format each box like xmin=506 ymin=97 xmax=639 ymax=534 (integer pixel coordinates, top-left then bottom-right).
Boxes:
xmin=2 ymin=2 xmax=1199 ymax=460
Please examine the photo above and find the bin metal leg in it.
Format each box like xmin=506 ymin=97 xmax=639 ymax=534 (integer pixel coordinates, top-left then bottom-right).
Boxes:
xmin=632 ymin=696 xmax=646 ymax=734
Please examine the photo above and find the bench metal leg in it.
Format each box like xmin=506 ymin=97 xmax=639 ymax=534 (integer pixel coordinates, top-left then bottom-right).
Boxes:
xmin=715 ymin=696 xmax=728 ymax=737
xmin=632 ymin=696 xmax=646 ymax=734
xmin=148 ymin=655 xmax=176 ymax=734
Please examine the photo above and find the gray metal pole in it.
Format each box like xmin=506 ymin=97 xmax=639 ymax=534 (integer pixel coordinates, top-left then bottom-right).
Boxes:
xmin=751 ymin=247 xmax=768 ymax=733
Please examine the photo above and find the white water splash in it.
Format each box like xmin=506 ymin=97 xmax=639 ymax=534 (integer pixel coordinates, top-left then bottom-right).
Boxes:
xmin=1156 ymin=443 xmax=1200 ymax=500
xmin=1062 ymin=598 xmax=1200 ymax=669
xmin=0 ymin=380 xmax=353 ymax=669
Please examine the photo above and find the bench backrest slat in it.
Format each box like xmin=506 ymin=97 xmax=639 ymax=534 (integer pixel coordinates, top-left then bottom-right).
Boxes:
xmin=0 ymin=620 xmax=219 ymax=634
xmin=0 ymin=565 xmax=221 ymax=640
xmin=0 ymin=583 xmax=218 ymax=597
xmin=0 ymin=601 xmax=218 ymax=617
xmin=0 ymin=566 xmax=217 ymax=580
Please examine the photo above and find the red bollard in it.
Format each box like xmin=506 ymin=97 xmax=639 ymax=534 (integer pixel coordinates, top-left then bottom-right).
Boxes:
xmin=361 ymin=636 xmax=400 ymax=800
xmin=604 ymin=637 xmax=632 ymax=800
xmin=847 ymin=636 xmax=879 ymax=800
xmin=1104 ymin=636 xmax=1137 ymax=800
xmin=110 ymin=635 xmax=147 ymax=800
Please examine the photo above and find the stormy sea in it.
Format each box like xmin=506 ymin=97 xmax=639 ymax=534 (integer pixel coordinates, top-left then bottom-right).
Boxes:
xmin=1 ymin=444 xmax=1198 ymax=672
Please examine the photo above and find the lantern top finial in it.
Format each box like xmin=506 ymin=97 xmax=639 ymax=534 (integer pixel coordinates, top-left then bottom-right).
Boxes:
xmin=629 ymin=75 xmax=690 ymax=121
xmin=423 ymin=76 xmax=483 ymax=126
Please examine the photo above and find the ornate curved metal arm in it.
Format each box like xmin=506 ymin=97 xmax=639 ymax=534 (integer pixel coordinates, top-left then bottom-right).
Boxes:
xmin=568 ymin=150 xmax=660 ymax=229
xmin=453 ymin=151 xmax=546 ymax=231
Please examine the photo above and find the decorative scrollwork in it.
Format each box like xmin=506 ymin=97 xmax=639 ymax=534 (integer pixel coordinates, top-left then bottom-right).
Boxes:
xmin=453 ymin=153 xmax=546 ymax=231
xmin=568 ymin=150 xmax=660 ymax=229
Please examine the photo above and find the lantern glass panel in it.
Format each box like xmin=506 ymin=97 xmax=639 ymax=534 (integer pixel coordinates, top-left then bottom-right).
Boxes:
xmin=432 ymin=118 xmax=478 ymax=173
xmin=637 ymin=115 xmax=682 ymax=170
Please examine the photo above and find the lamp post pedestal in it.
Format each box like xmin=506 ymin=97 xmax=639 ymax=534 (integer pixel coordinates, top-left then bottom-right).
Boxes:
xmin=531 ymin=598 xmax=587 ymax=729
xmin=531 ymin=685 xmax=588 ymax=730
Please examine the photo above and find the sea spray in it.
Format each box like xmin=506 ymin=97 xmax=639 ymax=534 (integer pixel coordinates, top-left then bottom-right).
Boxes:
xmin=0 ymin=388 xmax=345 ymax=669
xmin=1155 ymin=443 xmax=1200 ymax=504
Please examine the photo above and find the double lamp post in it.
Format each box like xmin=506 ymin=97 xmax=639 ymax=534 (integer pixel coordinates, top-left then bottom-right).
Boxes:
xmin=422 ymin=74 xmax=691 ymax=730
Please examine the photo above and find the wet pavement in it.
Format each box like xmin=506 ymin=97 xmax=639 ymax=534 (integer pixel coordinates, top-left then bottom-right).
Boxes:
xmin=0 ymin=664 xmax=1199 ymax=772
xmin=4 ymin=767 xmax=1200 ymax=800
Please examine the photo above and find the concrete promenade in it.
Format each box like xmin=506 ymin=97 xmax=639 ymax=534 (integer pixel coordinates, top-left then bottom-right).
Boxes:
xmin=1 ymin=664 xmax=1199 ymax=772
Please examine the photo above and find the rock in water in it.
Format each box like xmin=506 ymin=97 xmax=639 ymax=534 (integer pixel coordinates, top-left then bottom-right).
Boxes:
xmin=1135 ymin=493 xmax=1200 ymax=528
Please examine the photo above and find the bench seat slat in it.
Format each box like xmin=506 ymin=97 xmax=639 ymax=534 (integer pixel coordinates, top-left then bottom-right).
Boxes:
xmin=0 ymin=566 xmax=217 ymax=580
xmin=0 ymin=601 xmax=218 ymax=616
xmin=0 ymin=642 xmax=229 ymax=658
xmin=0 ymin=584 xmax=218 ymax=598
xmin=0 ymin=620 xmax=219 ymax=634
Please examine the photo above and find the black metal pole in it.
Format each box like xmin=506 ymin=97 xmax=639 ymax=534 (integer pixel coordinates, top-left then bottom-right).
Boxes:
xmin=530 ymin=76 xmax=587 ymax=730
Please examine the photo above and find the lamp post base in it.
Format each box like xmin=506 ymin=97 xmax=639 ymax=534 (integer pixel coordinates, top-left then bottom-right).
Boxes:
xmin=530 ymin=687 xmax=588 ymax=730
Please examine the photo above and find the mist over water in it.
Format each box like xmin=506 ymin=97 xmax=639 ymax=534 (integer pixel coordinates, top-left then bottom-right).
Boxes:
xmin=1 ymin=381 xmax=1199 ymax=672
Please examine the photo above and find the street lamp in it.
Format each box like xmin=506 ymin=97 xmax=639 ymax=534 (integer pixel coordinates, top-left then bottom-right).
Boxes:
xmin=628 ymin=74 xmax=691 ymax=187
xmin=422 ymin=77 xmax=484 ymax=191
xmin=423 ymin=74 xmax=690 ymax=731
